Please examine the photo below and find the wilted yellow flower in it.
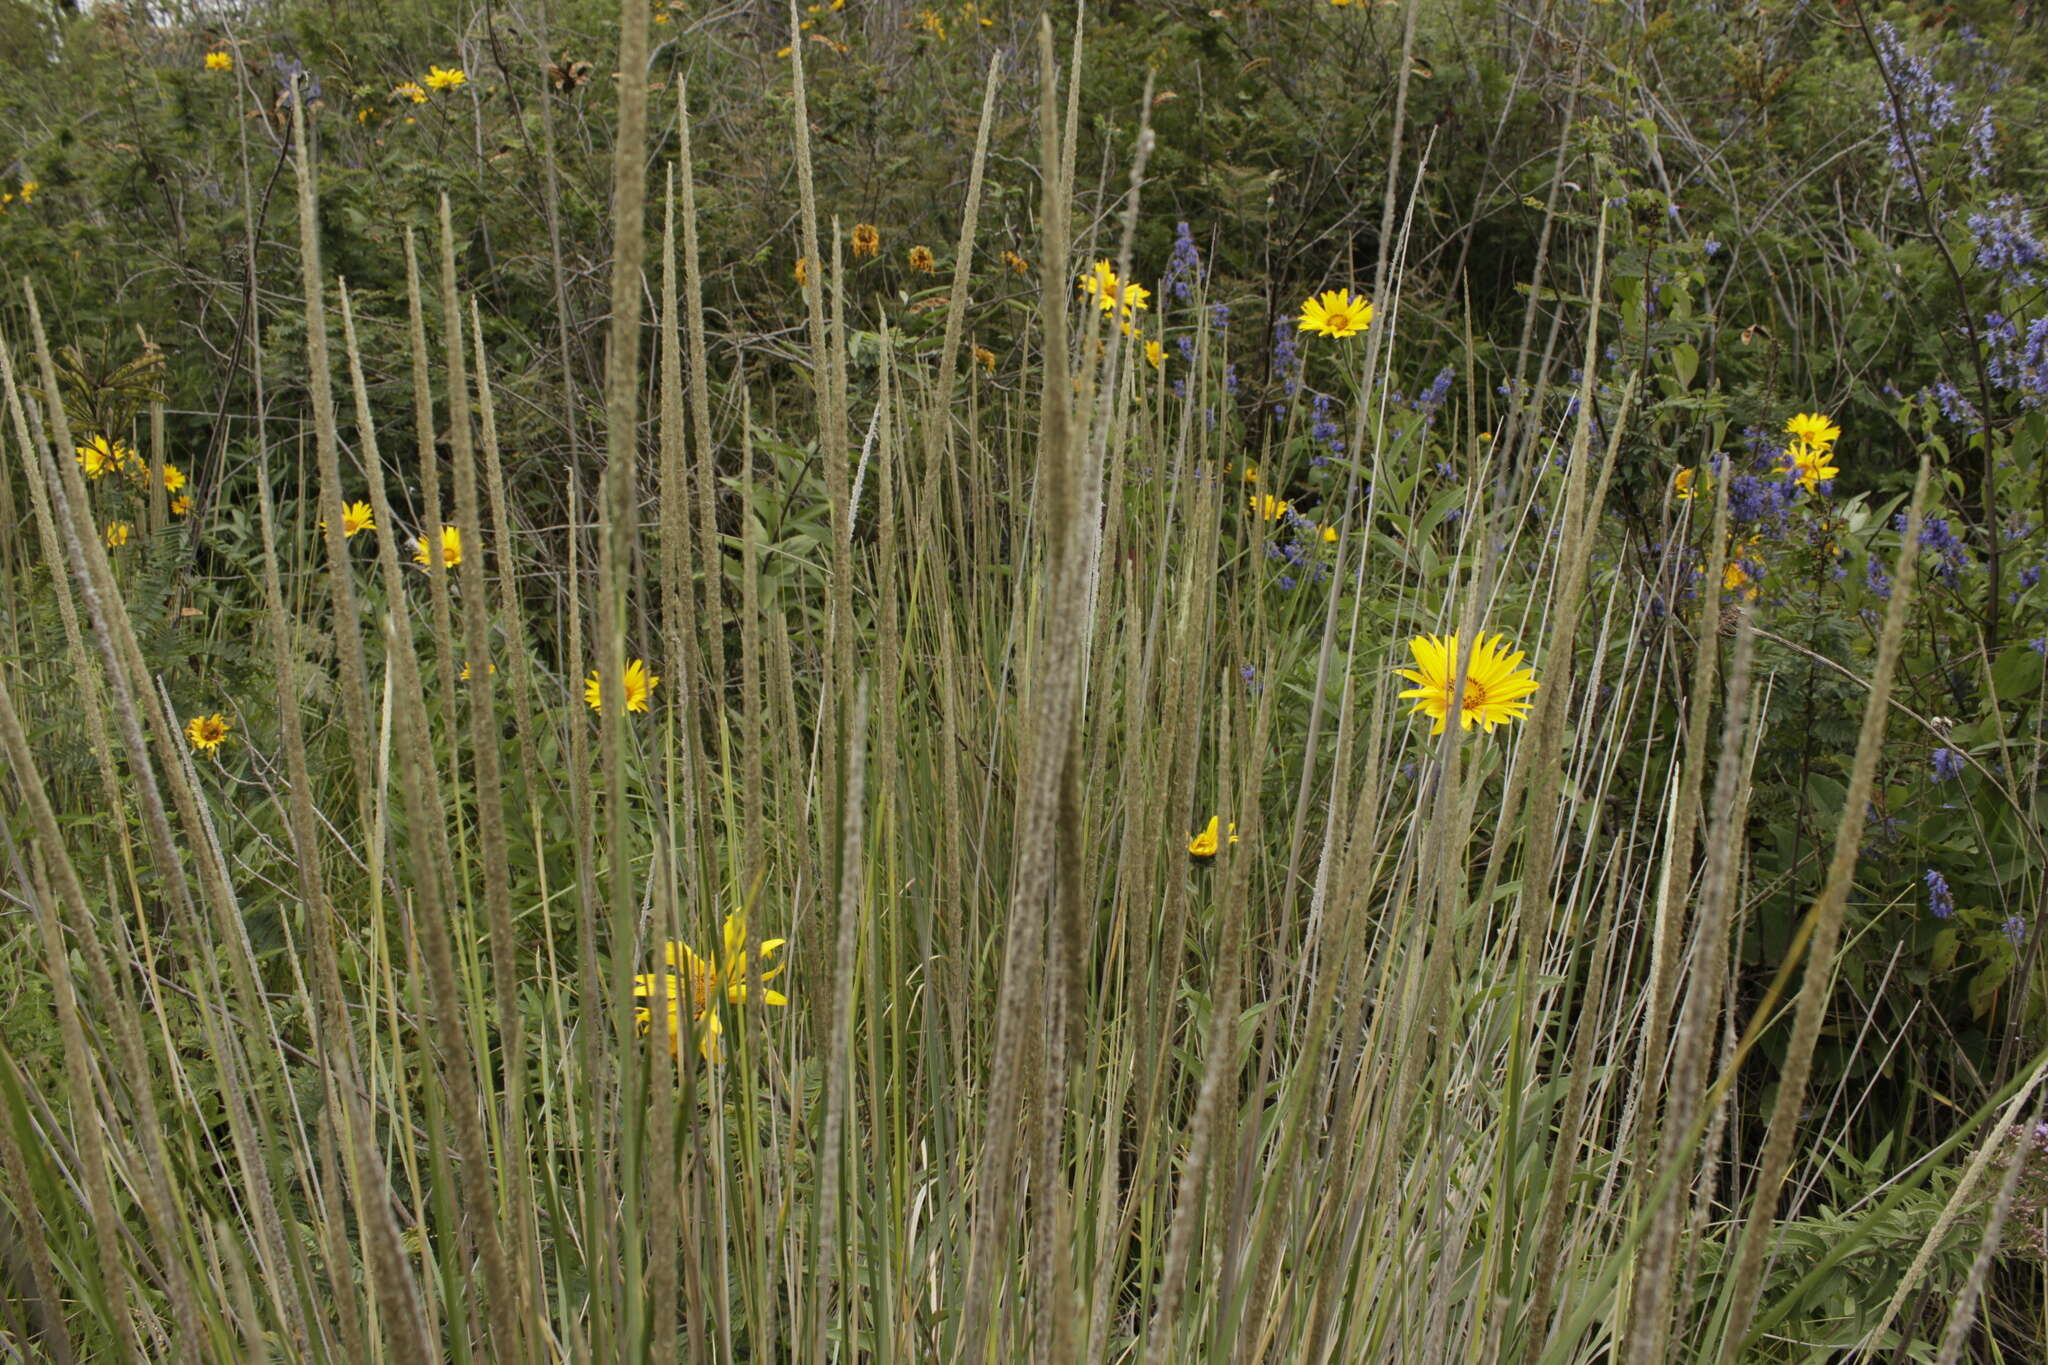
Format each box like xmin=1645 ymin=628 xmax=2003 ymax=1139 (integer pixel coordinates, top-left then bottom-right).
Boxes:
xmin=794 ymin=255 xmax=810 ymax=287
xmin=170 ymin=494 xmax=192 ymax=516
xmin=104 ymin=521 xmax=131 ymax=548
xmin=634 ymin=912 xmax=789 ymax=1061
xmin=425 ymin=65 xmax=466 ymax=91
xmin=414 ymin=525 xmax=462 ymax=568
xmin=584 ymin=658 xmax=660 ymax=714
xmin=1785 ymin=441 xmax=1840 ymax=493
xmin=1784 ymin=411 xmax=1840 ymax=451
xmin=205 ymin=51 xmax=233 ymax=71
xmin=908 ymin=244 xmax=936 ymax=273
xmin=1299 ymin=288 xmax=1372 ymax=338
xmin=75 ymin=434 xmax=135 ymax=480
xmin=1002 ymin=249 xmax=1031 ymax=275
xmin=971 ymin=344 xmax=996 ymax=375
xmin=1187 ymin=815 xmax=1239 ymax=861
xmin=393 ymin=81 xmax=427 ymax=103
xmin=1396 ymin=633 xmax=1539 ymax=736
xmin=851 ymin=223 xmax=880 ymax=258
xmin=185 ymin=713 xmax=231 ymax=753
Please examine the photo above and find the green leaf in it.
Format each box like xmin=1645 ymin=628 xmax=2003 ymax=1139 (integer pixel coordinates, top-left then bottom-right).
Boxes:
xmin=1671 ymin=341 xmax=1698 ymax=391
xmin=1990 ymin=644 xmax=2043 ymax=700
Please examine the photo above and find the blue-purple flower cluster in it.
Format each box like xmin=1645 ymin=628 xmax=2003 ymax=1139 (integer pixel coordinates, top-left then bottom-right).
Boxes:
xmin=1926 ymin=867 xmax=1955 ymax=919
xmin=1162 ymin=221 xmax=1205 ymax=302
xmin=1871 ymin=20 xmax=1960 ymax=180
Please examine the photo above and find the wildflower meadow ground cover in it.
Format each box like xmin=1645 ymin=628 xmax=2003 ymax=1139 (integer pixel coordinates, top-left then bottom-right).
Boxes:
xmin=4 ymin=0 xmax=2048 ymax=1360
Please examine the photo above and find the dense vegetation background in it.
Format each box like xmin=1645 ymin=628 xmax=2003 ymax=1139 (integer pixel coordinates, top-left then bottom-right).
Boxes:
xmin=5 ymin=0 xmax=2048 ymax=1359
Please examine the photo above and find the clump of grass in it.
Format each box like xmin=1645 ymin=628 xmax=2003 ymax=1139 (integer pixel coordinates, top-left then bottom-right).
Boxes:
xmin=0 ymin=6 xmax=2036 ymax=1363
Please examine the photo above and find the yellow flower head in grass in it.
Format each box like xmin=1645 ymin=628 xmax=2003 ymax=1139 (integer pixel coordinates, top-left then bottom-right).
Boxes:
xmin=185 ymin=713 xmax=231 ymax=753
xmin=851 ymin=223 xmax=880 ymax=258
xmin=161 ymin=463 xmax=187 ymax=493
xmin=1299 ymin=288 xmax=1372 ymax=339
xmin=205 ymin=50 xmax=233 ymax=71
xmin=1145 ymin=339 xmax=1165 ymax=370
xmin=1784 ymin=411 xmax=1840 ymax=451
xmin=319 ymin=500 xmax=379 ymax=538
xmin=425 ymin=65 xmax=466 ymax=92
xmin=1187 ymin=816 xmax=1239 ymax=861
xmin=1321 ymin=525 xmax=1340 ymax=543
xmin=1785 ymin=441 xmax=1840 ymax=494
xmin=414 ymin=525 xmax=462 ymax=568
xmin=393 ymin=81 xmax=427 ymax=104
xmin=1397 ymin=633 xmax=1539 ymax=736
xmin=104 ymin=521 xmax=131 ymax=548
xmin=793 ymin=255 xmax=810 ymax=287
xmin=584 ymin=658 xmax=661 ymax=714
xmin=908 ymin=244 xmax=937 ymax=273
xmin=634 ymin=912 xmax=788 ymax=1061
xmin=75 ymin=434 xmax=134 ymax=480
xmin=971 ymin=344 xmax=995 ymax=375
xmin=170 ymin=494 xmax=192 ymax=516
xmin=1003 ymin=249 xmax=1031 ymax=276
xmin=1249 ymin=493 xmax=1292 ymax=521
xmin=17 ymin=182 xmax=35 ymax=203
xmin=1080 ymin=260 xmax=1150 ymax=319
xmin=1673 ymin=466 xmax=1698 ymax=501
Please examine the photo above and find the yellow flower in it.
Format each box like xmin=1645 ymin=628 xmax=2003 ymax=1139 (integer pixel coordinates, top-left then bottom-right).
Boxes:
xmin=916 ymin=8 xmax=947 ymax=38
xmin=393 ymin=81 xmax=427 ymax=104
xmin=459 ymin=660 xmax=496 ymax=681
xmin=104 ymin=521 xmax=131 ymax=548
xmin=425 ymin=65 xmax=467 ymax=92
xmin=1673 ymin=466 xmax=1697 ymax=500
xmin=1187 ymin=815 xmax=1239 ymax=861
xmin=971 ymin=344 xmax=996 ymax=374
xmin=204 ymin=51 xmax=233 ymax=71
xmin=794 ymin=255 xmax=810 ymax=287
xmin=1240 ymin=464 xmax=1257 ymax=482
xmin=1785 ymin=441 xmax=1839 ymax=494
xmin=1321 ymin=525 xmax=1339 ymax=543
xmin=851 ymin=223 xmax=880 ymax=258
xmin=358 ymin=107 xmax=376 ymax=124
xmin=584 ymin=658 xmax=661 ymax=714
xmin=1002 ymin=249 xmax=1031 ymax=275
xmin=185 ymin=713 xmax=231 ymax=753
xmin=170 ymin=494 xmax=192 ymax=516
xmin=1145 ymin=339 xmax=1165 ymax=370
xmin=634 ymin=912 xmax=789 ymax=1061
xmin=75 ymin=434 xmax=134 ymax=480
xmin=1299 ymin=288 xmax=1372 ymax=339
xmin=1396 ymin=632 xmax=1540 ymax=736
xmin=1784 ymin=412 xmax=1840 ymax=451
xmin=1080 ymin=260 xmax=1149 ymax=319
xmin=17 ymin=182 xmax=36 ymax=203
xmin=161 ymin=463 xmax=187 ymax=493
xmin=319 ymin=500 xmax=379 ymax=538
xmin=908 ymin=244 xmax=936 ymax=273
xmin=1723 ymin=558 xmax=1759 ymax=601
xmin=414 ymin=525 xmax=462 ymax=568
xmin=1249 ymin=493 xmax=1292 ymax=520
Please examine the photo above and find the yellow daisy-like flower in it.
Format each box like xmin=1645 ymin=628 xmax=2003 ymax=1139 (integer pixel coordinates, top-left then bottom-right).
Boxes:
xmin=414 ymin=525 xmax=462 ymax=568
xmin=1080 ymin=260 xmax=1150 ymax=319
xmin=1321 ymin=525 xmax=1340 ymax=543
xmin=1784 ymin=411 xmax=1840 ymax=451
xmin=335 ymin=500 xmax=376 ymax=538
xmin=1299 ymin=288 xmax=1372 ymax=339
xmin=1187 ymin=815 xmax=1239 ymax=861
xmin=170 ymin=494 xmax=192 ymax=516
xmin=1723 ymin=558 xmax=1759 ymax=601
xmin=1145 ymin=339 xmax=1165 ymax=370
xmin=185 ymin=713 xmax=231 ymax=753
xmin=584 ymin=658 xmax=661 ymax=714
xmin=393 ymin=81 xmax=427 ymax=104
xmin=161 ymin=463 xmax=187 ymax=493
xmin=851 ymin=223 xmax=880 ymax=258
xmin=1785 ymin=441 xmax=1839 ymax=494
xmin=205 ymin=51 xmax=233 ymax=71
xmin=104 ymin=521 xmax=132 ymax=548
xmin=1396 ymin=633 xmax=1540 ymax=736
xmin=424 ymin=65 xmax=467 ymax=92
xmin=908 ymin=244 xmax=937 ymax=273
xmin=1249 ymin=493 xmax=1292 ymax=520
xmin=633 ymin=912 xmax=789 ymax=1061
xmin=75 ymin=434 xmax=133 ymax=480
xmin=1673 ymin=466 xmax=1698 ymax=501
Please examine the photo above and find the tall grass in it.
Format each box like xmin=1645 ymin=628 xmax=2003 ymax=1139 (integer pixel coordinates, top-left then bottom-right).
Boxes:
xmin=1 ymin=6 xmax=2040 ymax=1362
